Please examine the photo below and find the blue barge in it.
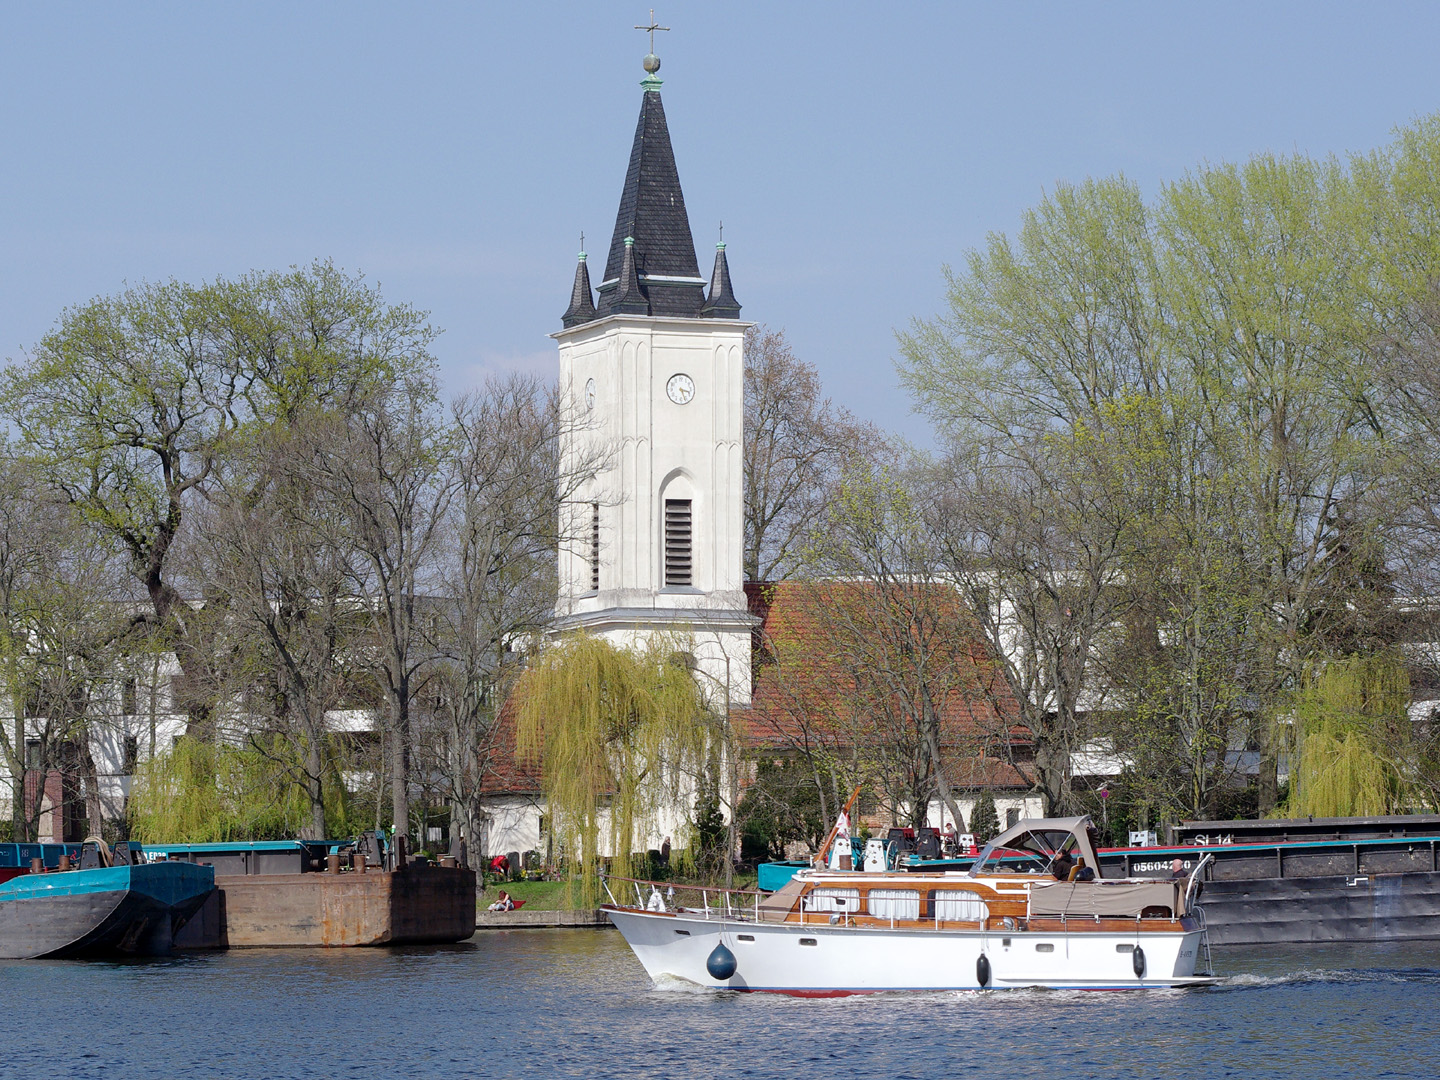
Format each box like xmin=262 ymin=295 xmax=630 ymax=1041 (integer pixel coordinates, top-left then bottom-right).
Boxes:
xmin=0 ymin=843 xmax=215 ymax=959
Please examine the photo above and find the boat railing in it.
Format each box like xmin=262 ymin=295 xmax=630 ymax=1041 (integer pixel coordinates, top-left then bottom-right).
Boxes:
xmin=599 ymin=873 xmax=768 ymax=922
xmin=1184 ymin=854 xmax=1214 ymax=914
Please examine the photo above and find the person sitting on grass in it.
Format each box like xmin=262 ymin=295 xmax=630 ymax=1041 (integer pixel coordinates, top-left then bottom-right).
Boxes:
xmin=488 ymin=890 xmax=515 ymax=912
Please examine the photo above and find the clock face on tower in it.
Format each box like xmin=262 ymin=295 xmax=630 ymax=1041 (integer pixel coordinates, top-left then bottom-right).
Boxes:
xmin=666 ymin=373 xmax=695 ymax=405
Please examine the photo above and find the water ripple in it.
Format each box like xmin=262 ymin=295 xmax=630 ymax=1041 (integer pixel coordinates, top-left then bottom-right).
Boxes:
xmin=2 ymin=933 xmax=1440 ymax=1079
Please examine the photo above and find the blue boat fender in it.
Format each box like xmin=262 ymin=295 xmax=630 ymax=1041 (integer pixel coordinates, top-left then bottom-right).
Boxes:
xmin=1132 ymin=946 xmax=1146 ymax=978
xmin=976 ymin=952 xmax=991 ymax=988
xmin=707 ymin=942 xmax=738 ymax=981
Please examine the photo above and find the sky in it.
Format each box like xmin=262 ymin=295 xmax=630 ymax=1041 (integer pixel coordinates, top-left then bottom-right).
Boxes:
xmin=2 ymin=3 xmax=1439 ymax=439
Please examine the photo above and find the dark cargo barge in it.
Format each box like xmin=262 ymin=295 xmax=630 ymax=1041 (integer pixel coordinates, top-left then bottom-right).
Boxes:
xmin=1107 ymin=814 xmax=1440 ymax=945
xmin=146 ymin=838 xmax=477 ymax=949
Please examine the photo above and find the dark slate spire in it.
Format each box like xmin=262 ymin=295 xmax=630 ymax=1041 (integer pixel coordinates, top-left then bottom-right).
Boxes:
xmin=561 ymin=251 xmax=598 ymax=328
xmin=701 ymin=242 xmax=741 ymax=320
xmin=595 ymin=63 xmax=706 ymax=319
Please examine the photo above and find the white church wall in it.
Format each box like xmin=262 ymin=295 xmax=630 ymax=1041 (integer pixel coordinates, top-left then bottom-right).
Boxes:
xmin=552 ymin=314 xmax=755 ymax=713
xmin=919 ymin=794 xmax=1046 ymax=833
xmin=480 ymin=791 xmax=711 ymax=865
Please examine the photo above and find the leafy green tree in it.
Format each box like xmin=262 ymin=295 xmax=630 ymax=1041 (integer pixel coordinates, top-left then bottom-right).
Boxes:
xmin=899 ymin=124 xmax=1440 ymax=821
xmin=736 ymin=756 xmax=826 ymax=860
xmin=0 ymin=263 xmax=437 ymax=739
xmin=1285 ymin=653 xmax=1414 ymax=817
xmin=513 ymin=634 xmax=712 ymax=901
xmin=128 ymin=733 xmax=366 ymax=842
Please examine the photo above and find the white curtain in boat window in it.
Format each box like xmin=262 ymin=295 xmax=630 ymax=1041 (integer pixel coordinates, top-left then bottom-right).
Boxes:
xmin=808 ymin=887 xmax=861 ymax=913
xmin=867 ymin=889 xmax=920 ymax=920
xmin=935 ymin=890 xmax=989 ymax=922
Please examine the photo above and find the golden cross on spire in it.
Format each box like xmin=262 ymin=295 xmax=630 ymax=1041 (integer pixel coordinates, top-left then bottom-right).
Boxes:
xmin=634 ymin=9 xmax=670 ymax=54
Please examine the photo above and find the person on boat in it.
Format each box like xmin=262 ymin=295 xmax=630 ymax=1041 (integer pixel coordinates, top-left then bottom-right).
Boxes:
xmin=1170 ymin=858 xmax=1187 ymax=879
xmin=1051 ymin=852 xmax=1075 ymax=880
xmin=488 ymin=890 xmax=515 ymax=912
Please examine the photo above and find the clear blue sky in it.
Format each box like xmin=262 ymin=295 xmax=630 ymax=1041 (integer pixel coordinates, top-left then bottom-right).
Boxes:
xmin=2 ymin=3 xmax=1438 ymax=437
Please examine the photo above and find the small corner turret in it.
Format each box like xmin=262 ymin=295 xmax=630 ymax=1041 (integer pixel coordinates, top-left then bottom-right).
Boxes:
xmin=561 ymin=249 xmax=598 ymax=328
xmin=701 ymin=241 xmax=741 ymax=320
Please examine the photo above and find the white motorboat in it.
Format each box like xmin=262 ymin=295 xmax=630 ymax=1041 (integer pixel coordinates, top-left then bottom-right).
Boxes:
xmin=602 ymin=815 xmax=1217 ymax=995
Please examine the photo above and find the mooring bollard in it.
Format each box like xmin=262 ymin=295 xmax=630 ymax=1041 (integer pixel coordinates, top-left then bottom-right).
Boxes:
xmin=327 ymin=854 xmax=341 ymax=874
xmin=29 ymin=857 xmax=43 ymax=874
xmin=354 ymin=853 xmax=367 ymax=875
xmin=56 ymin=854 xmax=69 ymax=872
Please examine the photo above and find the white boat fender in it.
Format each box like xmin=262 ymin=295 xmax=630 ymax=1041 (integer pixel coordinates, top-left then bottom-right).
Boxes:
xmin=976 ymin=953 xmax=991 ymax=988
xmin=707 ymin=942 xmax=738 ymax=981
xmin=1132 ymin=946 xmax=1146 ymax=978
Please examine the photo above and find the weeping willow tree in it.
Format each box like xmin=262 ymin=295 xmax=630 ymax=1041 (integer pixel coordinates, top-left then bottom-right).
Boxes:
xmin=1284 ymin=654 xmax=1414 ymax=818
xmin=514 ymin=634 xmax=713 ymax=901
xmin=128 ymin=734 xmax=363 ymax=841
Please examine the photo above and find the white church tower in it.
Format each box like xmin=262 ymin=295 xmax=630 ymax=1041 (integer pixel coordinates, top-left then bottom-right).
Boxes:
xmin=551 ymin=48 xmax=754 ymax=711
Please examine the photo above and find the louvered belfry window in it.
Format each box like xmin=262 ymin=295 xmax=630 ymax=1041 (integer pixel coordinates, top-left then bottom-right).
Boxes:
xmin=664 ymin=499 xmax=693 ymax=586
xmin=589 ymin=502 xmax=601 ymax=592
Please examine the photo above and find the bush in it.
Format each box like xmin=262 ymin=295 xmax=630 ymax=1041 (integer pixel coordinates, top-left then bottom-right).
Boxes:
xmin=970 ymin=792 xmax=1000 ymax=843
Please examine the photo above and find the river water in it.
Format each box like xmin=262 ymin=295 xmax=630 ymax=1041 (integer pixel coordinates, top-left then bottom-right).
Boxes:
xmin=3 ymin=931 xmax=1439 ymax=1079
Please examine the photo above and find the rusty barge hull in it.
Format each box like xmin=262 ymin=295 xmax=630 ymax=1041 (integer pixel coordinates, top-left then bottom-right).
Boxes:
xmin=177 ymin=867 xmax=477 ymax=949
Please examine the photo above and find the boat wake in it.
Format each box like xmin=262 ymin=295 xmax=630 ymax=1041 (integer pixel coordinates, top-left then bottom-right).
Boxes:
xmin=1213 ymin=966 xmax=1440 ymax=990
xmin=649 ymin=973 xmax=734 ymax=995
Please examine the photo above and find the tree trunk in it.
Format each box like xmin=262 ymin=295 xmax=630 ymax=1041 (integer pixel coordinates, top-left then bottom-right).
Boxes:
xmin=79 ymin=733 xmax=104 ymax=839
xmin=921 ymin=692 xmax=965 ymax=832
xmin=1032 ymin=737 xmax=1070 ymax=817
xmin=11 ymin=714 xmax=22 ymax=840
xmin=1257 ymin=749 xmax=1279 ymax=815
xmin=390 ymin=693 xmax=410 ymax=844
xmin=303 ymin=736 xmax=326 ymax=841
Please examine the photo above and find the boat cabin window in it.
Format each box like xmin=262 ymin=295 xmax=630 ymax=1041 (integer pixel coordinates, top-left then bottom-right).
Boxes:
xmin=868 ymin=889 xmax=920 ymax=920
xmin=971 ymin=828 xmax=1082 ymax=876
xmin=934 ymin=890 xmax=989 ymax=922
xmin=805 ymin=887 xmax=861 ymax=914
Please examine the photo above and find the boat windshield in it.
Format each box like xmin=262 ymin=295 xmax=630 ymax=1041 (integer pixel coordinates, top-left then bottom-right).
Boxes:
xmin=970 ymin=828 xmax=1081 ymax=876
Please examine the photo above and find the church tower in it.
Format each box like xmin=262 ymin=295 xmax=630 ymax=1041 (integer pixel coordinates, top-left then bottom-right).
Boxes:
xmin=552 ymin=47 xmax=753 ymax=710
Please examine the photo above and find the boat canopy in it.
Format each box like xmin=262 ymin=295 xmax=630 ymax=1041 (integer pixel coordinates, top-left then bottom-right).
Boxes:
xmin=968 ymin=816 xmax=1102 ymax=878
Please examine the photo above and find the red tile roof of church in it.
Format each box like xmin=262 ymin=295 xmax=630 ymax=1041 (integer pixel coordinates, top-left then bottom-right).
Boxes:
xmin=742 ymin=580 xmax=1030 ymax=789
xmin=480 ymin=579 xmax=1032 ymax=796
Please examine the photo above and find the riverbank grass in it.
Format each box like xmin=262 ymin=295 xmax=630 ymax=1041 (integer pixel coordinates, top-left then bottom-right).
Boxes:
xmin=479 ymin=880 xmax=572 ymax=911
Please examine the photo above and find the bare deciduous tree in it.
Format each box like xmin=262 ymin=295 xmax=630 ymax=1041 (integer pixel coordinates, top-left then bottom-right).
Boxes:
xmin=427 ymin=374 xmax=609 ymax=854
xmin=743 ymin=325 xmax=877 ymax=581
xmin=311 ymin=373 xmax=451 ymax=847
